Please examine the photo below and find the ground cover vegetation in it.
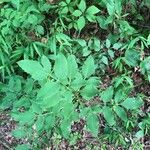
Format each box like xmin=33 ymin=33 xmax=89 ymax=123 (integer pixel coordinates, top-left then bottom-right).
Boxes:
xmin=0 ymin=0 xmax=150 ymax=149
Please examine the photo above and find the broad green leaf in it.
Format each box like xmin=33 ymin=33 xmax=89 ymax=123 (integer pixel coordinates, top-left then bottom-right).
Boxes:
xmin=81 ymin=84 xmax=99 ymax=100
xmin=114 ymin=106 xmax=127 ymax=122
xmin=140 ymin=56 xmax=150 ymax=75
xmin=31 ymin=103 xmax=42 ymax=114
xmin=60 ymin=120 xmax=71 ymax=138
xmin=61 ymin=7 xmax=69 ymax=14
xmin=73 ymin=10 xmax=82 ymax=17
xmin=41 ymin=55 xmax=51 ymax=73
xmin=78 ymin=0 xmax=86 ymax=12
xmin=93 ymin=38 xmax=100 ymax=51
xmin=61 ymin=90 xmax=73 ymax=102
xmin=115 ymin=0 xmax=122 ymax=16
xmin=86 ymin=77 xmax=99 ymax=86
xmin=12 ymin=110 xmax=35 ymax=125
xmin=86 ymin=5 xmax=100 ymax=15
xmin=35 ymin=116 xmax=44 ymax=131
xmin=135 ymin=130 xmax=144 ymax=139
xmin=18 ymin=60 xmax=42 ymax=74
xmin=100 ymin=86 xmax=114 ymax=103
xmin=11 ymin=0 xmax=20 ymax=10
xmin=67 ymin=55 xmax=78 ymax=79
xmin=77 ymin=16 xmax=85 ymax=30
xmin=13 ymin=97 xmax=30 ymax=110
xmin=43 ymin=93 xmax=62 ymax=108
xmin=71 ymin=72 xmax=85 ymax=90
xmin=61 ymin=102 xmax=73 ymax=114
xmin=106 ymin=2 xmax=115 ymax=16
xmin=36 ymin=25 xmax=44 ymax=35
xmin=82 ymin=55 xmax=96 ymax=78
xmin=18 ymin=60 xmax=48 ymax=80
xmin=86 ymin=113 xmax=99 ymax=136
xmin=113 ymin=43 xmax=122 ymax=50
xmin=66 ymin=0 xmax=70 ymax=4
xmin=125 ymin=49 xmax=140 ymax=67
xmin=12 ymin=129 xmax=27 ymax=139
xmin=54 ymin=53 xmax=68 ymax=80
xmin=97 ymin=16 xmax=107 ymax=29
xmin=37 ymin=81 xmax=59 ymax=99
xmin=101 ymin=56 xmax=108 ymax=65
xmin=102 ymin=106 xmax=115 ymax=126
xmin=108 ymin=49 xmax=114 ymax=58
xmin=114 ymin=89 xmax=125 ymax=103
xmin=27 ymin=14 xmax=38 ymax=24
xmin=45 ymin=115 xmax=55 ymax=130
xmin=15 ymin=144 xmax=30 ymax=150
xmin=121 ymin=98 xmax=143 ymax=110
xmin=106 ymin=39 xmax=111 ymax=48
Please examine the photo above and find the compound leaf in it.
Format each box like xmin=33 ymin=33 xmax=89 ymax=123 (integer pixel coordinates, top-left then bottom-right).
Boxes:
xmin=86 ymin=113 xmax=99 ymax=137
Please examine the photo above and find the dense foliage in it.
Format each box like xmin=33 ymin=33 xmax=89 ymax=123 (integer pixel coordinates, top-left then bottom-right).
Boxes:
xmin=0 ymin=0 xmax=150 ymax=149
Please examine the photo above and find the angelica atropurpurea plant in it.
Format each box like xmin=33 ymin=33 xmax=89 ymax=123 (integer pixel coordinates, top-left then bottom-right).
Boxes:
xmin=0 ymin=53 xmax=142 ymax=149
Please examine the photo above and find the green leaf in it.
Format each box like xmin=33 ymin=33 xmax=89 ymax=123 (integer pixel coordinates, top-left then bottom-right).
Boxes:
xmin=12 ymin=129 xmax=27 ymax=139
xmin=37 ymin=81 xmax=60 ymax=99
xmin=77 ymin=16 xmax=86 ymax=30
xmin=45 ymin=115 xmax=55 ymax=130
xmin=78 ymin=0 xmax=86 ymax=12
xmin=12 ymin=110 xmax=35 ymax=125
xmin=108 ymin=49 xmax=114 ymax=58
xmin=27 ymin=14 xmax=38 ymax=24
xmin=54 ymin=53 xmax=68 ymax=80
xmin=71 ymin=72 xmax=85 ymax=90
xmin=36 ymin=25 xmax=44 ymax=35
xmin=82 ymin=55 xmax=96 ymax=78
xmin=37 ymin=81 xmax=62 ymax=108
xmin=147 ymin=34 xmax=150 ymax=45
xmin=106 ymin=39 xmax=111 ymax=48
xmin=100 ymin=86 xmax=114 ymax=103
xmin=44 ymin=93 xmax=62 ymax=108
xmin=93 ymin=38 xmax=100 ymax=51
xmin=115 ymin=0 xmax=122 ymax=16
xmin=140 ymin=56 xmax=150 ymax=75
xmin=101 ymin=56 xmax=108 ymax=65
xmin=67 ymin=54 xmax=78 ymax=79
xmin=73 ymin=10 xmax=82 ymax=17
xmin=66 ymin=0 xmax=70 ymax=4
xmin=18 ymin=60 xmax=48 ymax=80
xmin=18 ymin=60 xmax=42 ymax=74
xmin=114 ymin=89 xmax=125 ymax=103
xmin=41 ymin=55 xmax=51 ymax=73
xmin=81 ymin=84 xmax=99 ymax=100
xmin=102 ymin=106 xmax=115 ymax=126
xmin=11 ymin=0 xmax=20 ymax=10
xmin=106 ymin=2 xmax=115 ymax=16
xmin=60 ymin=120 xmax=71 ymax=138
xmin=86 ymin=77 xmax=99 ymax=86
xmin=31 ymin=103 xmax=42 ymax=114
xmin=35 ymin=116 xmax=44 ymax=131
xmin=125 ymin=49 xmax=140 ymax=67
xmin=114 ymin=106 xmax=127 ymax=122
xmin=113 ymin=43 xmax=122 ymax=50
xmin=15 ymin=144 xmax=30 ymax=150
xmin=121 ymin=98 xmax=143 ymax=110
xmin=97 ymin=16 xmax=108 ymax=29
xmin=86 ymin=113 xmax=99 ymax=136
xmin=135 ymin=130 xmax=144 ymax=139
xmin=86 ymin=5 xmax=100 ymax=15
